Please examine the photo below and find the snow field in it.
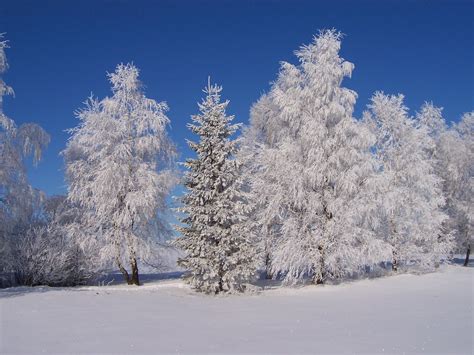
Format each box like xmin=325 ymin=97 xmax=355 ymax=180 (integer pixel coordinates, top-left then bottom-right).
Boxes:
xmin=1 ymin=265 xmax=472 ymax=354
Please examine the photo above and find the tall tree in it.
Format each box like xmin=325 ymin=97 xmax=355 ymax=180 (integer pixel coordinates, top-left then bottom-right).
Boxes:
xmin=174 ymin=79 xmax=256 ymax=294
xmin=416 ymin=104 xmax=474 ymax=266
xmin=432 ymin=112 xmax=474 ymax=266
xmin=364 ymin=93 xmax=450 ymax=271
xmin=64 ymin=63 xmax=176 ymax=285
xmin=453 ymin=113 xmax=473 ymax=265
xmin=0 ymin=34 xmax=49 ymax=285
xmin=239 ymin=94 xmax=283 ymax=279
xmin=244 ymin=30 xmax=381 ymax=285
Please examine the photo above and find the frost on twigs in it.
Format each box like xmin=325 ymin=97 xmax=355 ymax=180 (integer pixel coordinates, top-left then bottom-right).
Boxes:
xmin=0 ymin=34 xmax=50 ymax=286
xmin=363 ymin=93 xmax=451 ymax=270
xmin=64 ymin=63 xmax=177 ymax=285
xmin=241 ymin=30 xmax=381 ymax=285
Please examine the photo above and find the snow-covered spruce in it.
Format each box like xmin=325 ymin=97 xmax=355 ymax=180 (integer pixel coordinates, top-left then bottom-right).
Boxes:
xmin=242 ymin=30 xmax=382 ymax=285
xmin=174 ymin=79 xmax=257 ymax=294
xmin=0 ymin=34 xmax=50 ymax=286
xmin=64 ymin=63 xmax=177 ymax=285
xmin=363 ymin=93 xmax=451 ymax=271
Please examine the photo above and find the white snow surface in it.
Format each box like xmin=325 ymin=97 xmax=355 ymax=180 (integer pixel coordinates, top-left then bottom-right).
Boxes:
xmin=1 ymin=265 xmax=472 ymax=354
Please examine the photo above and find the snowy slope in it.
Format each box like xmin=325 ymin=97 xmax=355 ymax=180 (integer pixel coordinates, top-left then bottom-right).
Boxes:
xmin=1 ymin=265 xmax=472 ymax=354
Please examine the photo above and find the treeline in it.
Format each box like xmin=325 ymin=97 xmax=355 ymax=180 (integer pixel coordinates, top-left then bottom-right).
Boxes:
xmin=0 ymin=31 xmax=472 ymax=292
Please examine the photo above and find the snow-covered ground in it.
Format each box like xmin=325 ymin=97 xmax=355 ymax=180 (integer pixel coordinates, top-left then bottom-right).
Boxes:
xmin=1 ymin=265 xmax=472 ymax=354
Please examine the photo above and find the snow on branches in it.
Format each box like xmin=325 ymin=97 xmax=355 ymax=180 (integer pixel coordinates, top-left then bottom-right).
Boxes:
xmin=0 ymin=34 xmax=50 ymax=285
xmin=364 ymin=93 xmax=451 ymax=270
xmin=1 ymin=29 xmax=470 ymax=290
xmin=242 ymin=30 xmax=383 ymax=284
xmin=64 ymin=63 xmax=177 ymax=285
xmin=174 ymin=79 xmax=257 ymax=294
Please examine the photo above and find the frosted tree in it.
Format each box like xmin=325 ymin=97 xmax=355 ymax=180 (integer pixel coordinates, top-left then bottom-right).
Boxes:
xmin=244 ymin=30 xmax=382 ymax=285
xmin=239 ymin=94 xmax=284 ymax=279
xmin=433 ymin=113 xmax=474 ymax=266
xmin=416 ymin=103 xmax=447 ymax=139
xmin=64 ymin=63 xmax=177 ymax=285
xmin=416 ymin=104 xmax=473 ymax=266
xmin=453 ymin=113 xmax=473 ymax=265
xmin=416 ymin=104 xmax=474 ymax=266
xmin=174 ymin=79 xmax=257 ymax=294
xmin=11 ymin=194 xmax=101 ymax=286
xmin=364 ymin=93 xmax=449 ymax=270
xmin=0 ymin=34 xmax=49 ymax=284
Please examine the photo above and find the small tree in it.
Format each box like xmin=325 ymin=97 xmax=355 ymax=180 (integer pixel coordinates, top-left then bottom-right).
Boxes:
xmin=174 ymin=79 xmax=256 ymax=294
xmin=64 ymin=63 xmax=176 ymax=285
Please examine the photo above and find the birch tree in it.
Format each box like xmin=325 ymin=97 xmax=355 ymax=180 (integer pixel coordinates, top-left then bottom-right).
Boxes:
xmin=244 ymin=30 xmax=381 ymax=285
xmin=453 ymin=113 xmax=473 ymax=265
xmin=364 ymin=93 xmax=449 ymax=270
xmin=64 ymin=63 xmax=176 ymax=285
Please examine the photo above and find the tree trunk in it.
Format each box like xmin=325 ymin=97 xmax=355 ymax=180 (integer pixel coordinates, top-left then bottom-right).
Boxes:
xmin=216 ymin=261 xmax=224 ymax=294
xmin=464 ymin=244 xmax=471 ymax=267
xmin=117 ymin=258 xmax=130 ymax=284
xmin=314 ymin=273 xmax=324 ymax=285
xmin=392 ymin=250 xmax=398 ymax=272
xmin=264 ymin=253 xmax=273 ymax=280
xmin=312 ymin=266 xmax=325 ymax=284
xmin=129 ymin=257 xmax=140 ymax=285
xmin=313 ymin=245 xmax=325 ymax=285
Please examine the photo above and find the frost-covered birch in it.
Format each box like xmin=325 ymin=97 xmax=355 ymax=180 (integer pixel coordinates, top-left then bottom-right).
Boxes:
xmin=415 ymin=103 xmax=455 ymax=258
xmin=429 ymin=112 xmax=474 ymax=265
xmin=364 ymin=93 xmax=449 ymax=270
xmin=452 ymin=113 xmax=473 ymax=265
xmin=244 ymin=30 xmax=381 ymax=285
xmin=174 ymin=79 xmax=257 ymax=294
xmin=239 ymin=94 xmax=284 ymax=279
xmin=64 ymin=63 xmax=176 ymax=285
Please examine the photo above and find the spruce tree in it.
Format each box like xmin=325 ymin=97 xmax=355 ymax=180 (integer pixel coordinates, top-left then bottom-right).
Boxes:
xmin=175 ymin=79 xmax=256 ymax=294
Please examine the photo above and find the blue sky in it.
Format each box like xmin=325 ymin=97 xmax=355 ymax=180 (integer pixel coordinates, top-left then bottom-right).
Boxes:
xmin=1 ymin=0 xmax=473 ymax=196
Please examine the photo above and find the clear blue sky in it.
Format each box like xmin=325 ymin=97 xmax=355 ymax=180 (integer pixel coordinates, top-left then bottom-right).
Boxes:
xmin=1 ymin=0 xmax=473 ymax=196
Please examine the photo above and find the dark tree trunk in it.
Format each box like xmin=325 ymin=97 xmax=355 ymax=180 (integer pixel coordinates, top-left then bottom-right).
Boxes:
xmin=313 ymin=245 xmax=325 ymax=285
xmin=464 ymin=244 xmax=471 ymax=267
xmin=264 ymin=253 xmax=273 ymax=280
xmin=129 ymin=258 xmax=140 ymax=285
xmin=312 ymin=267 xmax=325 ymax=284
xmin=392 ymin=256 xmax=398 ymax=272
xmin=216 ymin=263 xmax=224 ymax=294
xmin=315 ymin=273 xmax=324 ymax=285
xmin=117 ymin=259 xmax=130 ymax=284
xmin=391 ymin=249 xmax=399 ymax=272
